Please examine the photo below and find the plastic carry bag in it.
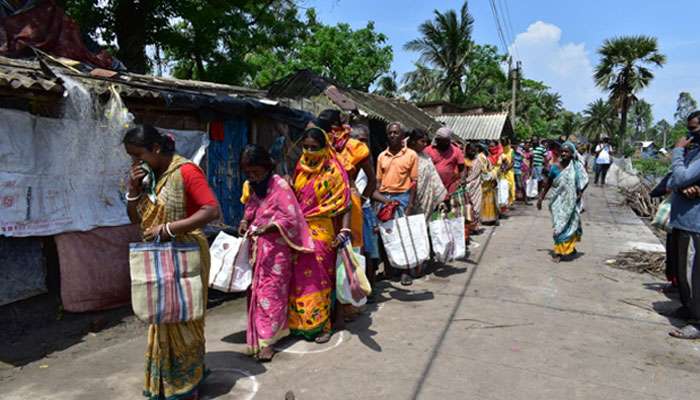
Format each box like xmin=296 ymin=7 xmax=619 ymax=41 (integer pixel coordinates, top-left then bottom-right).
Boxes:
xmin=652 ymin=197 xmax=672 ymax=232
xmin=209 ymin=231 xmax=252 ymax=293
xmin=336 ymin=241 xmax=371 ymax=306
xmin=526 ymin=177 xmax=538 ymax=198
xmin=379 ymin=213 xmax=430 ymax=270
xmin=497 ymin=179 xmax=510 ymax=207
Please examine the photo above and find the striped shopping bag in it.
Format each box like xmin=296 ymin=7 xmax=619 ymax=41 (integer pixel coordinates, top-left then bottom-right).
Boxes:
xmin=129 ymin=241 xmax=204 ymax=324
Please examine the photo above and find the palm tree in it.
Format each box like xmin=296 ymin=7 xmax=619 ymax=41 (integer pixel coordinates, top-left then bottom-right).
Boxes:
xmin=403 ymin=1 xmax=474 ymax=103
xmin=373 ymin=72 xmax=399 ymax=98
xmin=629 ymin=99 xmax=653 ymax=140
xmin=582 ymin=99 xmax=616 ymax=140
xmin=401 ymin=63 xmax=445 ymax=102
xmin=594 ymin=35 xmax=666 ymax=147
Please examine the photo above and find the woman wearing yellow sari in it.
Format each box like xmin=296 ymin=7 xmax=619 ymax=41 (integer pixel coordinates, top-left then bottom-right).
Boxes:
xmin=290 ymin=127 xmax=352 ymax=343
xmin=124 ymin=125 xmax=221 ymax=400
xmin=501 ymin=139 xmax=516 ymax=206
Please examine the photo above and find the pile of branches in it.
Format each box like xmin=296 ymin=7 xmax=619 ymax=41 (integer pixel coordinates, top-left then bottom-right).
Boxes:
xmin=619 ymin=182 xmax=659 ymax=219
xmin=608 ymin=250 xmax=666 ymax=277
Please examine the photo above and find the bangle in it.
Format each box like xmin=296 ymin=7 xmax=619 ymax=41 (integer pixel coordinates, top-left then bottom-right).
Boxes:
xmin=340 ymin=228 xmax=352 ymax=234
xmin=125 ymin=192 xmax=142 ymax=202
xmin=165 ymin=223 xmax=175 ymax=238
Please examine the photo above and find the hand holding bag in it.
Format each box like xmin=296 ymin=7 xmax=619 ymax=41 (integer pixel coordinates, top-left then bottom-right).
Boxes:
xmin=129 ymin=238 xmax=204 ymax=324
xmin=208 ymin=231 xmax=252 ymax=293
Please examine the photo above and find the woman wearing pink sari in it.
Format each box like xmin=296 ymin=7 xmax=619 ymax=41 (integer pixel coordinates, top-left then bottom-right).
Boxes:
xmin=239 ymin=145 xmax=314 ymax=362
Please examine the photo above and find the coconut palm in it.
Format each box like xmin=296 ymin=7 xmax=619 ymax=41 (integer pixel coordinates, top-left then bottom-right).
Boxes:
xmin=401 ymin=63 xmax=445 ymax=102
xmin=403 ymin=1 xmax=474 ymax=103
xmin=594 ymin=35 xmax=666 ymax=146
xmin=582 ymin=99 xmax=616 ymax=140
xmin=374 ymin=72 xmax=399 ymax=98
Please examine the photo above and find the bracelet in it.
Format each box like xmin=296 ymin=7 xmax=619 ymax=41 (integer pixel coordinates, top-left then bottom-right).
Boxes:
xmin=340 ymin=228 xmax=352 ymax=234
xmin=165 ymin=223 xmax=175 ymax=238
xmin=125 ymin=191 xmax=142 ymax=202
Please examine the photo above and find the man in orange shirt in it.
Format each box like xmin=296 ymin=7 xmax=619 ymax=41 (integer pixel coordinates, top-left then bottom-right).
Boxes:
xmin=376 ymin=122 xmax=418 ymax=214
xmin=376 ymin=122 xmax=419 ymax=286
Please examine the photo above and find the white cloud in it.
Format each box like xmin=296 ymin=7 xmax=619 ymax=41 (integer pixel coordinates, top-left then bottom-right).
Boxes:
xmin=510 ymin=21 xmax=599 ymax=113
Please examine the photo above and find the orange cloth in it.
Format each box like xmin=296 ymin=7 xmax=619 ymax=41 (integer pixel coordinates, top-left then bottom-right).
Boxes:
xmin=335 ymin=138 xmax=371 ymax=173
xmin=376 ymin=147 xmax=419 ymax=193
xmin=333 ymin=137 xmax=370 ymax=248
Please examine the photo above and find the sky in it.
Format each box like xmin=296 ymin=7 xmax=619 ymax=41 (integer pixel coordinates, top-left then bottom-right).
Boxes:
xmin=303 ymin=0 xmax=700 ymax=123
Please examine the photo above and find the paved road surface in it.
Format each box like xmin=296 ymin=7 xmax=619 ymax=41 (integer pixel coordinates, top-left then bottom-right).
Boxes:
xmin=4 ymin=185 xmax=697 ymax=400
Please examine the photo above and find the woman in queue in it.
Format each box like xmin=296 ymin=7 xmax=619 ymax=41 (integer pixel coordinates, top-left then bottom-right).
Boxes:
xmin=123 ymin=124 xmax=220 ymax=400
xmin=289 ymin=127 xmax=352 ymax=343
xmin=238 ymin=145 xmax=314 ymax=362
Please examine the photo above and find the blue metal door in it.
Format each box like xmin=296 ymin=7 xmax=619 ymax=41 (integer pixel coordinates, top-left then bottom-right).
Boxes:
xmin=207 ymin=118 xmax=248 ymax=227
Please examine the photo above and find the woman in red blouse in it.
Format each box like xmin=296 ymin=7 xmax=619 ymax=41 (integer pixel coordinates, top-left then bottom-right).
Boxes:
xmin=123 ymin=124 xmax=220 ymax=400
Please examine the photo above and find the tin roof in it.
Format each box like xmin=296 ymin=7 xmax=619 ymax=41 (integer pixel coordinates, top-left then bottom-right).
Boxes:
xmin=0 ymin=55 xmax=267 ymax=100
xmin=267 ymin=69 xmax=441 ymax=132
xmin=436 ymin=112 xmax=512 ymax=141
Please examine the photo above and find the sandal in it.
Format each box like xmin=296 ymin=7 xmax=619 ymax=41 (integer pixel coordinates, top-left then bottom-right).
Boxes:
xmin=670 ymin=324 xmax=700 ymax=339
xmin=400 ymin=273 xmax=413 ymax=286
xmin=315 ymin=332 xmax=332 ymax=344
xmin=257 ymin=347 xmax=275 ymax=363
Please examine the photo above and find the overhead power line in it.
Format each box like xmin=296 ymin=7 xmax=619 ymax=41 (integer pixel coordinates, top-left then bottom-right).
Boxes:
xmin=488 ymin=0 xmax=512 ymax=59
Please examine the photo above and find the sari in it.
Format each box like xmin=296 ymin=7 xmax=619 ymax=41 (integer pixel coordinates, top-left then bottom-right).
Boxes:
xmin=479 ymin=149 xmax=502 ymax=223
xmin=501 ymin=146 xmax=516 ymax=206
xmin=548 ymin=143 xmax=589 ymax=256
xmin=136 ymin=155 xmax=209 ymax=400
xmin=241 ymin=175 xmax=314 ymax=355
xmin=465 ymin=155 xmax=487 ymax=224
xmin=413 ymin=152 xmax=447 ymax=218
xmin=290 ymin=145 xmax=351 ymax=339
xmin=332 ymin=125 xmax=370 ymax=249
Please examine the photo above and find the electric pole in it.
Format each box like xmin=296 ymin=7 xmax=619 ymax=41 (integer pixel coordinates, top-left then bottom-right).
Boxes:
xmin=510 ymin=59 xmax=520 ymax=128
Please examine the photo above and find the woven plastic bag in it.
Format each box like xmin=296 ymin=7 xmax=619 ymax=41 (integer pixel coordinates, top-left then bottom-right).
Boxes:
xmin=129 ymin=240 xmax=204 ymax=324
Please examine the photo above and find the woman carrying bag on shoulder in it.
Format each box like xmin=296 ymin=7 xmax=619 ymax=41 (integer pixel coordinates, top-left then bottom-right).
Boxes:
xmin=123 ymin=124 xmax=220 ymax=400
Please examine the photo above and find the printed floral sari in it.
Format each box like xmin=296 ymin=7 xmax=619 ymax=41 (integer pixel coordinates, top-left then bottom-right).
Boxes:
xmin=136 ymin=155 xmax=209 ymax=400
xmin=549 ymin=142 xmax=589 ymax=256
xmin=290 ymin=144 xmax=351 ymax=339
xmin=241 ymin=175 xmax=314 ymax=354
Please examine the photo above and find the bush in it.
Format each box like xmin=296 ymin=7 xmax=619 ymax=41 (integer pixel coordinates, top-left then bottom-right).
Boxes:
xmin=632 ymin=157 xmax=671 ymax=178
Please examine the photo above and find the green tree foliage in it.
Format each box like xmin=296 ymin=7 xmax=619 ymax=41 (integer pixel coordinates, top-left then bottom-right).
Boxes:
xmin=674 ymin=92 xmax=698 ymax=122
xmin=403 ymin=1 xmax=474 ymax=103
xmin=512 ymin=79 xmax=563 ymax=140
xmin=582 ymin=99 xmax=616 ymax=140
xmin=373 ymin=72 xmax=399 ymax=98
xmin=650 ymin=119 xmax=672 ymax=148
xmin=250 ymin=20 xmax=393 ymax=90
xmin=594 ymin=35 xmax=666 ymax=146
xmin=628 ymin=99 xmax=653 ymax=141
xmin=401 ymin=63 xmax=444 ymax=102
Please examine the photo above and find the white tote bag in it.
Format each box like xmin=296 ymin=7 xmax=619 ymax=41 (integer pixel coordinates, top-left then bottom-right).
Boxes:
xmin=497 ymin=179 xmax=510 ymax=207
xmin=447 ymin=216 xmax=466 ymax=260
xmin=208 ymin=231 xmax=252 ymax=293
xmin=526 ymin=177 xmax=538 ymax=198
xmin=428 ymin=216 xmax=454 ymax=263
xmin=380 ymin=214 xmax=430 ymax=270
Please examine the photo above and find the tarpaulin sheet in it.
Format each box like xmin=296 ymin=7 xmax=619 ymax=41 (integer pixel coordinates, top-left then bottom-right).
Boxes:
xmin=55 ymin=224 xmax=140 ymax=312
xmin=0 ymin=108 xmax=208 ymax=237
xmin=0 ymin=236 xmax=46 ymax=306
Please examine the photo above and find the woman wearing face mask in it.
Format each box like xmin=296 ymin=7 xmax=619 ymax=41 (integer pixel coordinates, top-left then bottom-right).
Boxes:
xmin=238 ymin=145 xmax=314 ymax=362
xmin=123 ymin=124 xmax=220 ymax=400
xmin=407 ymin=128 xmax=448 ymax=218
xmin=537 ymin=141 xmax=589 ymax=263
xmin=289 ymin=127 xmax=352 ymax=343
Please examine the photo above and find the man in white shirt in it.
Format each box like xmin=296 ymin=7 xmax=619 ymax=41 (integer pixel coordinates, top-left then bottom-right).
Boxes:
xmin=594 ymin=137 xmax=614 ymax=186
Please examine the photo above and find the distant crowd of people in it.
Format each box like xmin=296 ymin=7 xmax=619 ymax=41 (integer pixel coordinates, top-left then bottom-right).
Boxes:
xmin=120 ymin=109 xmax=598 ymax=399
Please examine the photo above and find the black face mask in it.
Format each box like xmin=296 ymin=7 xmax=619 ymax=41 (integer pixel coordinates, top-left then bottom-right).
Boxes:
xmin=436 ymin=141 xmax=450 ymax=151
xmin=250 ymin=173 xmax=272 ymax=198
